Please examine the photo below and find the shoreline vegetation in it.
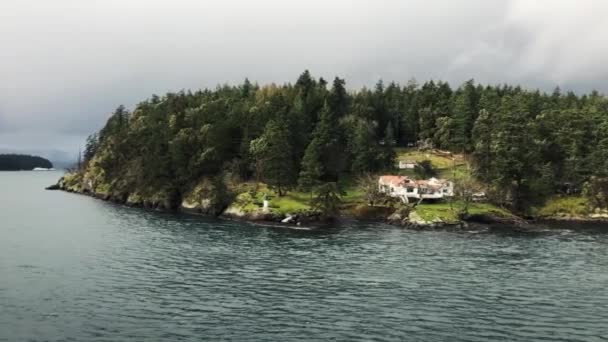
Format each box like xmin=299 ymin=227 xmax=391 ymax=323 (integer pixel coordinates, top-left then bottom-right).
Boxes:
xmin=47 ymin=71 xmax=608 ymax=229
xmin=49 ymin=171 xmax=523 ymax=229
xmin=48 ymin=147 xmax=607 ymax=229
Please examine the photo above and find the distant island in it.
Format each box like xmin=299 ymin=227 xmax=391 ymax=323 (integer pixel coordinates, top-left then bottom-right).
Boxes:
xmin=0 ymin=154 xmax=53 ymax=171
xmin=50 ymin=71 xmax=608 ymax=227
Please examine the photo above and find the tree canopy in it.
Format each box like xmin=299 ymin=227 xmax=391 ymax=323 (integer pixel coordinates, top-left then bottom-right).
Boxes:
xmin=80 ymin=70 xmax=608 ymax=212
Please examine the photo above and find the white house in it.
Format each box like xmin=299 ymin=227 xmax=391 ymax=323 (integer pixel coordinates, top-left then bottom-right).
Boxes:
xmin=379 ymin=175 xmax=454 ymax=203
xmin=398 ymin=160 xmax=417 ymax=169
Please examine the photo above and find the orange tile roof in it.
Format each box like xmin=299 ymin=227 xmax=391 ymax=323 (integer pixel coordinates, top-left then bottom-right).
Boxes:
xmin=379 ymin=175 xmax=410 ymax=186
xmin=381 ymin=175 xmax=450 ymax=190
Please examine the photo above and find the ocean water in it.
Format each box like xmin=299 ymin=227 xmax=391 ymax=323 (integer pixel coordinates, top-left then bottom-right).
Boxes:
xmin=1 ymin=171 xmax=607 ymax=341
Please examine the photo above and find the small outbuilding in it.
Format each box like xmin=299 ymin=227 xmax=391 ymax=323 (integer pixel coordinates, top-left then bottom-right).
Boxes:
xmin=398 ymin=160 xmax=418 ymax=169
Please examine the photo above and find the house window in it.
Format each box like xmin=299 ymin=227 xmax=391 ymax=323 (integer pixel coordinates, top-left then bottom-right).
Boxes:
xmin=407 ymin=187 xmax=414 ymax=193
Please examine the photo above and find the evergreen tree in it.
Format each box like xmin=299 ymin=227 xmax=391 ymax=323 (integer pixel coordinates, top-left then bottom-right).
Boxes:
xmin=298 ymin=102 xmax=344 ymax=188
xmin=311 ymin=182 xmax=343 ymax=219
xmin=67 ymin=74 xmax=608 ymax=216
xmin=433 ymin=116 xmax=454 ymax=150
xmin=328 ymin=77 xmax=348 ymax=118
xmin=83 ymin=133 xmax=99 ymax=163
xmin=471 ymin=109 xmax=493 ymax=182
xmin=349 ymin=119 xmax=379 ymax=173
xmin=490 ymin=96 xmax=542 ymax=210
xmin=451 ymin=80 xmax=478 ymax=151
xmin=418 ymin=107 xmax=439 ymax=145
xmin=250 ymin=119 xmax=296 ymax=196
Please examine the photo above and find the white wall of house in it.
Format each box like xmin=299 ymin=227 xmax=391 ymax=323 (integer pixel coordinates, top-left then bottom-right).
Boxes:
xmin=379 ymin=177 xmax=453 ymax=200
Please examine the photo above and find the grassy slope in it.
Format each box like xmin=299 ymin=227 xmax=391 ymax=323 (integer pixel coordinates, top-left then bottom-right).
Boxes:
xmin=394 ymin=148 xmax=470 ymax=178
xmin=231 ymin=179 xmax=365 ymax=215
xmin=234 ymin=149 xmax=512 ymax=222
xmin=396 ymin=148 xmax=595 ymax=220
xmin=531 ymin=196 xmax=591 ymax=218
xmin=394 ymin=149 xmax=596 ymax=220
xmin=230 ymin=183 xmax=309 ymax=214
xmin=416 ymin=202 xmax=513 ymax=223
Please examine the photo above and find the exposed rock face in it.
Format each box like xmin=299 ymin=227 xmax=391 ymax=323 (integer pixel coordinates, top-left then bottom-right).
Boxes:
xmin=387 ymin=211 xmax=405 ymax=224
xmin=385 ymin=208 xmax=468 ymax=229
xmin=126 ymin=193 xmax=143 ymax=207
xmin=404 ymin=211 xmax=450 ymax=229
xmin=180 ymin=198 xmax=212 ymax=215
xmin=407 ymin=211 xmax=427 ymax=225
xmin=221 ymin=205 xmax=284 ymax=222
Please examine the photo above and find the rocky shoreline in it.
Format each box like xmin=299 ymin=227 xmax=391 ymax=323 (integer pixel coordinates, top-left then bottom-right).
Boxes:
xmin=46 ymin=179 xmax=529 ymax=231
xmin=47 ymin=176 xmax=605 ymax=231
xmin=46 ymin=177 xmax=331 ymax=228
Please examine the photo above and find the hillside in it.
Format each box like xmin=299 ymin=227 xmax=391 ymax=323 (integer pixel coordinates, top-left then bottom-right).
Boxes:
xmin=53 ymin=71 xmax=608 ymax=224
xmin=0 ymin=154 xmax=53 ymax=171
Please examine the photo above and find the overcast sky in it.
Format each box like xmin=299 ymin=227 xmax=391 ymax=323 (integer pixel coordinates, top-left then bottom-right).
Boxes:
xmin=1 ymin=0 xmax=607 ymax=157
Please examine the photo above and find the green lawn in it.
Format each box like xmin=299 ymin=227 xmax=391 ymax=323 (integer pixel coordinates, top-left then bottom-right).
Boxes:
xmin=339 ymin=177 xmax=365 ymax=203
xmin=394 ymin=148 xmax=465 ymax=169
xmin=271 ymin=191 xmax=312 ymax=213
xmin=416 ymin=201 xmax=513 ymax=223
xmin=232 ymin=183 xmax=312 ymax=214
xmin=415 ymin=203 xmax=460 ymax=223
xmin=394 ymin=148 xmax=472 ymax=181
xmin=230 ymin=151 xmax=511 ymax=222
xmin=437 ymin=165 xmax=470 ymax=179
xmin=231 ymin=178 xmax=368 ymax=215
xmin=532 ymin=196 xmax=591 ymax=218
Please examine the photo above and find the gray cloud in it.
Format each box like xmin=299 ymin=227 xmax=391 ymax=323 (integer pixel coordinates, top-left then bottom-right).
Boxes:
xmin=1 ymin=0 xmax=607 ymax=154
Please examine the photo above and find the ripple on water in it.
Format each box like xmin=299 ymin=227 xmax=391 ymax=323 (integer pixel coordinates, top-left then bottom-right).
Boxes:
xmin=1 ymin=186 xmax=608 ymax=341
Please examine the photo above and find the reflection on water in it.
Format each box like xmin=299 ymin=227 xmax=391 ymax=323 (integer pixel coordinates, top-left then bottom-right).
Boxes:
xmin=1 ymin=171 xmax=608 ymax=341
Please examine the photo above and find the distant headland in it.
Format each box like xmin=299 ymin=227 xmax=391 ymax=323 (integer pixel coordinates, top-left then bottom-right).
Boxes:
xmin=0 ymin=154 xmax=53 ymax=171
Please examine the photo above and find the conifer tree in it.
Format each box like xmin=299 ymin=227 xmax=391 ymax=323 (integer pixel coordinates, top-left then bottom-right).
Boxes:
xmin=298 ymin=102 xmax=343 ymax=188
xmin=250 ymin=119 xmax=295 ymax=196
xmin=471 ymin=109 xmax=493 ymax=182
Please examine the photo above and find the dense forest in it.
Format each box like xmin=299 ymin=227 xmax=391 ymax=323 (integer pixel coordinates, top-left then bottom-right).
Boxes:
xmin=0 ymin=154 xmax=53 ymax=171
xmin=78 ymin=70 xmax=608 ymax=214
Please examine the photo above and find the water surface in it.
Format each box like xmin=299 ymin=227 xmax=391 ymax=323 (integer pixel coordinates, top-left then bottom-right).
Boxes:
xmin=1 ymin=171 xmax=607 ymax=341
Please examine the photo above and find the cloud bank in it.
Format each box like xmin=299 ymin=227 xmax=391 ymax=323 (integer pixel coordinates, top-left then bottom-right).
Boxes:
xmin=0 ymin=0 xmax=606 ymax=154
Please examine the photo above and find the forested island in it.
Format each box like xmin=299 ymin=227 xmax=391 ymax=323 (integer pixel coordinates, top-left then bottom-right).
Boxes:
xmin=53 ymin=71 xmax=608 ymax=227
xmin=0 ymin=154 xmax=53 ymax=171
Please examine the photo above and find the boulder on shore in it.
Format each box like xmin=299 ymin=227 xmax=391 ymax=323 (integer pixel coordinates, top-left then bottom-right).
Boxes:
xmin=45 ymin=183 xmax=61 ymax=190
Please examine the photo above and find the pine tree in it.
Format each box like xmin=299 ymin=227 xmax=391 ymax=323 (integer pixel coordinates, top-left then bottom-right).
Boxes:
xmin=250 ymin=119 xmax=296 ymax=196
xmin=471 ymin=109 xmax=493 ymax=182
xmin=298 ymin=102 xmax=343 ymax=188
xmin=418 ymin=107 xmax=439 ymax=145
xmin=490 ymin=95 xmax=541 ymax=210
xmin=384 ymin=122 xmax=395 ymax=145
xmin=329 ymin=77 xmax=348 ymax=118
xmin=350 ymin=120 xmax=378 ymax=173
xmin=311 ymin=182 xmax=343 ymax=219
xmin=83 ymin=133 xmax=99 ymax=163
xmin=433 ymin=116 xmax=453 ymax=149
xmin=451 ymin=80 xmax=478 ymax=152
